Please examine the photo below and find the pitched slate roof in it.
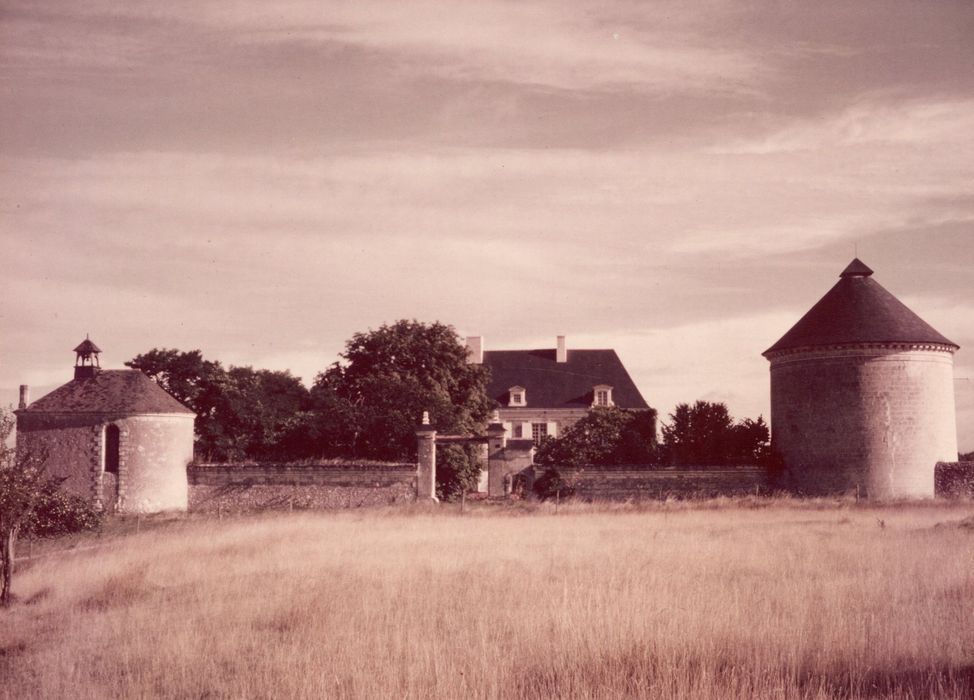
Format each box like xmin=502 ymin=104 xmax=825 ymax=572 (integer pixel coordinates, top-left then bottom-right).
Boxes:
xmin=483 ymin=349 xmax=649 ymax=409
xmin=23 ymin=370 xmax=195 ymax=415
xmin=764 ymin=258 xmax=958 ymax=356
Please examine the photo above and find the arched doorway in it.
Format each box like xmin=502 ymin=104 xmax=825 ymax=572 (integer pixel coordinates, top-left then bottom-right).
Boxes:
xmin=103 ymin=424 xmax=120 ymax=509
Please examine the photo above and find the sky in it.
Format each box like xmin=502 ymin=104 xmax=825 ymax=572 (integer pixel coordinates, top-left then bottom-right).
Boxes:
xmin=1 ymin=0 xmax=972 ymax=451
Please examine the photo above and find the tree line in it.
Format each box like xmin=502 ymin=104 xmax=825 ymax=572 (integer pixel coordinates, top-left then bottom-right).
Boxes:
xmin=126 ymin=320 xmax=769 ymax=473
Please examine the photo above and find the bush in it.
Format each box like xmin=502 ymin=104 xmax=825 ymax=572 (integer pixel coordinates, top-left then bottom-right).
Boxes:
xmin=436 ymin=444 xmax=483 ymax=501
xmin=533 ymin=468 xmax=574 ymax=501
xmin=23 ymin=480 xmax=102 ymax=538
xmin=534 ymin=407 xmax=658 ymax=467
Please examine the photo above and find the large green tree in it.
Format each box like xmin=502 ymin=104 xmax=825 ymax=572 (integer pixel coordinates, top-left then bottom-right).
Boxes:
xmin=534 ymin=407 xmax=658 ymax=467
xmin=126 ymin=350 xmax=311 ymax=461
xmin=312 ymin=320 xmax=495 ymax=495
xmin=660 ymin=401 xmax=769 ymax=466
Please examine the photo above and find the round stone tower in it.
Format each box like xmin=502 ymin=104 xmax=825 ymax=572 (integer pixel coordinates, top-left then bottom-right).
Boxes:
xmin=763 ymin=259 xmax=959 ymax=498
xmin=15 ymin=338 xmax=196 ymax=513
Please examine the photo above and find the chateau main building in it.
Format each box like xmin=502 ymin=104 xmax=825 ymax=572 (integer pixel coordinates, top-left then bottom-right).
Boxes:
xmin=467 ymin=335 xmax=650 ymax=444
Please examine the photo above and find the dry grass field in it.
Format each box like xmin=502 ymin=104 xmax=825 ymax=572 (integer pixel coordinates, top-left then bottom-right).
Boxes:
xmin=2 ymin=499 xmax=974 ymax=699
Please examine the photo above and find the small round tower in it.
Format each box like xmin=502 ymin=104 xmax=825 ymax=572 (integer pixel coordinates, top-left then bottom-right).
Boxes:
xmin=763 ymin=259 xmax=959 ymax=498
xmin=15 ymin=338 xmax=196 ymax=513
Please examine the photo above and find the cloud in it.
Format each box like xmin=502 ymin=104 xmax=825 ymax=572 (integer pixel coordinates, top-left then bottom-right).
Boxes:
xmin=715 ymin=99 xmax=974 ymax=155
xmin=1 ymin=1 xmax=764 ymax=94
xmin=186 ymin=1 xmax=766 ymax=94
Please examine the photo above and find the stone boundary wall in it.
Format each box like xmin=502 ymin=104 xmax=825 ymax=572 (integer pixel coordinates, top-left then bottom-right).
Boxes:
xmin=547 ymin=465 xmax=770 ymax=500
xmin=935 ymin=462 xmax=974 ymax=498
xmin=188 ymin=462 xmax=416 ymax=512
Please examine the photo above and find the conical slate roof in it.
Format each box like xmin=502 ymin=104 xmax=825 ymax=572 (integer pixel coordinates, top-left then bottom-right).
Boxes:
xmin=764 ymin=259 xmax=958 ymax=356
xmin=23 ymin=370 xmax=194 ymax=414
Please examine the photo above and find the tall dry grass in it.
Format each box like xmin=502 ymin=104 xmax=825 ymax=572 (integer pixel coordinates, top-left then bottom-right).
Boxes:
xmin=2 ymin=499 xmax=973 ymax=699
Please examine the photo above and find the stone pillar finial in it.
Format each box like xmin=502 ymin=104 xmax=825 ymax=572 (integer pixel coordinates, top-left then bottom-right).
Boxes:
xmin=421 ymin=410 xmax=430 ymax=426
xmin=491 ymin=409 xmax=500 ymax=423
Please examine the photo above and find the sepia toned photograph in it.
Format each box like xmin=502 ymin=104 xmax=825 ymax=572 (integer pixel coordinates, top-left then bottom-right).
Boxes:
xmin=1 ymin=1 xmax=973 ymax=697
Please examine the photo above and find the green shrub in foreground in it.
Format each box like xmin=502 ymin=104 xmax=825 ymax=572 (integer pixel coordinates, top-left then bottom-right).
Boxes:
xmin=23 ymin=480 xmax=102 ymax=538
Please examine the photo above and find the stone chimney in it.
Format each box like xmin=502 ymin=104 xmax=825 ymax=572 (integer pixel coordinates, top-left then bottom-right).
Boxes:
xmin=467 ymin=336 xmax=484 ymax=364
xmin=18 ymin=385 xmax=29 ymax=410
xmin=557 ymin=335 xmax=567 ymax=363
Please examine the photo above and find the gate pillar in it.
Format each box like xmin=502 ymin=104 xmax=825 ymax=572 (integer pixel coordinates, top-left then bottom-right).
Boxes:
xmin=486 ymin=418 xmax=509 ymax=497
xmin=416 ymin=412 xmax=438 ymax=501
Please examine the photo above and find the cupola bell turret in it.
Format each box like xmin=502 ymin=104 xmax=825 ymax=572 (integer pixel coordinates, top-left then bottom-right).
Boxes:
xmin=73 ymin=335 xmax=102 ymax=380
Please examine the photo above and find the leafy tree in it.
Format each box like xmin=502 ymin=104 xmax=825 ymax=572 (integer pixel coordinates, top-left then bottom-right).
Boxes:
xmin=534 ymin=407 xmax=658 ymax=467
xmin=728 ymin=416 xmax=771 ymax=464
xmin=211 ymin=366 xmax=310 ymax=461
xmin=312 ymin=321 xmax=495 ymax=496
xmin=0 ymin=409 xmax=48 ymax=607
xmin=660 ymin=401 xmax=770 ymax=466
xmin=127 ymin=350 xmax=312 ymax=461
xmin=124 ymin=349 xmax=223 ymax=408
xmin=435 ymin=444 xmax=483 ymax=501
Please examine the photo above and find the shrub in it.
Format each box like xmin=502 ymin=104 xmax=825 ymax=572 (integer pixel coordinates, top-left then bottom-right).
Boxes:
xmin=533 ymin=468 xmax=574 ymax=501
xmin=23 ymin=480 xmax=102 ymax=538
xmin=436 ymin=444 xmax=483 ymax=501
xmin=534 ymin=407 xmax=658 ymax=467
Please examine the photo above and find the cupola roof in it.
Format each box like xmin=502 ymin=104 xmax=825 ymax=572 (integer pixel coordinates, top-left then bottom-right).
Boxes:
xmin=73 ymin=337 xmax=102 ymax=354
xmin=764 ymin=259 xmax=958 ymax=356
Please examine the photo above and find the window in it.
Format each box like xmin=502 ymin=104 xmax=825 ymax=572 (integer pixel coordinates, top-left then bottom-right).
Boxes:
xmin=104 ymin=424 xmax=120 ymax=474
xmin=508 ymin=386 xmax=526 ymax=407
xmin=531 ymin=423 xmax=548 ymax=445
xmin=513 ymin=423 xmax=523 ymax=438
xmin=592 ymin=385 xmax=613 ymax=407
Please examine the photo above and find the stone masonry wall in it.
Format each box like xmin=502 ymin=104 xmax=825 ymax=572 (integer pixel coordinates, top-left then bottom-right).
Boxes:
xmin=547 ymin=465 xmax=769 ymax=500
xmin=16 ymin=412 xmax=99 ymax=500
xmin=769 ymin=346 xmax=957 ymax=498
xmin=188 ymin=462 xmax=417 ymax=512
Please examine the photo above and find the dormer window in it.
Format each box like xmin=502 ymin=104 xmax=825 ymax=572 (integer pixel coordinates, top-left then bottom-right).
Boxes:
xmin=508 ymin=386 xmax=526 ymax=407
xmin=593 ymin=385 xmax=613 ymax=407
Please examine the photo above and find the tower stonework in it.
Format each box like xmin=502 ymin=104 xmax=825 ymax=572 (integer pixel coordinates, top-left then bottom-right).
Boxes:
xmin=764 ymin=260 xmax=959 ymax=498
xmin=15 ymin=339 xmax=196 ymax=514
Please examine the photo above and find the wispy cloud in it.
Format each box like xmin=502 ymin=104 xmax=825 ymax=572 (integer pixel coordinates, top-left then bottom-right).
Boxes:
xmin=714 ymin=99 xmax=974 ymax=154
xmin=1 ymin=1 xmax=764 ymax=94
